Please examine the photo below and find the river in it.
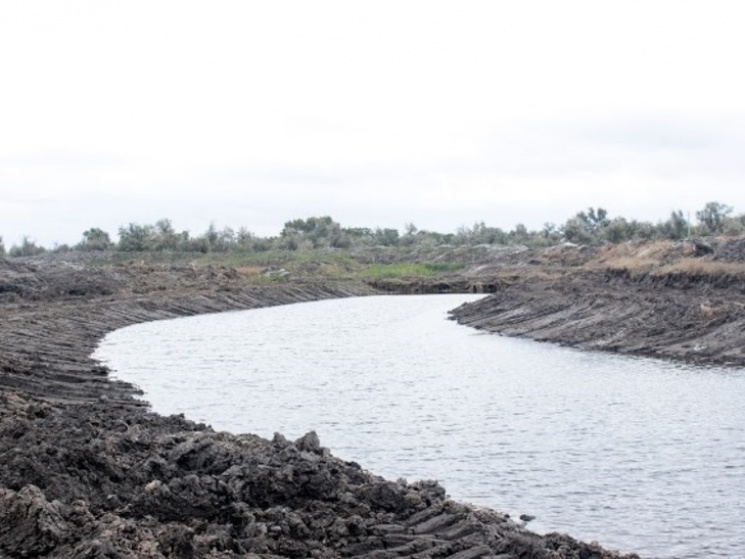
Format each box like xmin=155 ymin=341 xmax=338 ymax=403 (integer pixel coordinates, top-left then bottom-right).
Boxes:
xmin=93 ymin=294 xmax=745 ymax=559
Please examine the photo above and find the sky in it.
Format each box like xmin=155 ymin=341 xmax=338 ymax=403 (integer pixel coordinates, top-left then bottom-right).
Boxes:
xmin=2 ymin=1 xmax=745 ymax=247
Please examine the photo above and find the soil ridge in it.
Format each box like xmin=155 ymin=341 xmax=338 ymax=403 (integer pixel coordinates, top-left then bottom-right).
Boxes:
xmin=449 ymin=269 xmax=745 ymax=367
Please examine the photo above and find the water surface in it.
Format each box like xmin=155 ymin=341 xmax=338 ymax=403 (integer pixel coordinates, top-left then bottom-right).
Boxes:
xmin=94 ymin=294 xmax=745 ymax=559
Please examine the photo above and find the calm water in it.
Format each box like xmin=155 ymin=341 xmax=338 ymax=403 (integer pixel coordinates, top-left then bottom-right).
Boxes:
xmin=94 ymin=294 xmax=745 ymax=559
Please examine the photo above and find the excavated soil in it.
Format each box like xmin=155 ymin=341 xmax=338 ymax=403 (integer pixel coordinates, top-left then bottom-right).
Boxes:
xmin=449 ymin=270 xmax=745 ymax=367
xmin=0 ymin=256 xmax=659 ymax=558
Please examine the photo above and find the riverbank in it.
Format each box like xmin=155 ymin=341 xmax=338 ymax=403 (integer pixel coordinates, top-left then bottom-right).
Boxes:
xmin=0 ymin=258 xmax=638 ymax=558
xmin=0 ymin=259 xmax=376 ymax=403
xmin=361 ymin=237 xmax=745 ymax=367
xmin=448 ymin=269 xmax=745 ymax=368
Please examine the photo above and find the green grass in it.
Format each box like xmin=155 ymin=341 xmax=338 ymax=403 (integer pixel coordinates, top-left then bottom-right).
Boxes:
xmin=360 ymin=262 xmax=464 ymax=279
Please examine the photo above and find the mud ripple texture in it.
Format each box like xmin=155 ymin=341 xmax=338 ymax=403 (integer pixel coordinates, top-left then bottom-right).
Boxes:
xmin=449 ymin=271 xmax=745 ymax=367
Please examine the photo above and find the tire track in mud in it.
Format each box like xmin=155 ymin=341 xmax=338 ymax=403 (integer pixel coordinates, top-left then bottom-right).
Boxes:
xmin=450 ymin=272 xmax=745 ymax=367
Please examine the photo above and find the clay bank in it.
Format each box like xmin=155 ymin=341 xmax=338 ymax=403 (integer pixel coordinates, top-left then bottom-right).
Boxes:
xmin=4 ymin=238 xmax=745 ymax=559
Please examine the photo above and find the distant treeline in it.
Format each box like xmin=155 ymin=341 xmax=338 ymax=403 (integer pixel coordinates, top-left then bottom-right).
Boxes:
xmin=1 ymin=201 xmax=743 ymax=258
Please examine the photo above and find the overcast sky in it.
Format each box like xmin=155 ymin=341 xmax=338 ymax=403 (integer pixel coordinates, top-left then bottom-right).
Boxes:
xmin=2 ymin=1 xmax=745 ymax=246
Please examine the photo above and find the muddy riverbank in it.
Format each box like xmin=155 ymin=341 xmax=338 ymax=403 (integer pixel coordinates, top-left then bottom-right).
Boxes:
xmin=0 ymin=259 xmax=375 ymax=404
xmin=0 ymin=255 xmax=673 ymax=558
xmin=364 ymin=237 xmax=745 ymax=368
xmin=449 ymin=270 xmax=745 ymax=367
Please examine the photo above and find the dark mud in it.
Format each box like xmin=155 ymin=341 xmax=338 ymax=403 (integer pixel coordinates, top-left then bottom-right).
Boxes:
xmin=0 ymin=390 xmax=630 ymax=559
xmin=449 ymin=270 xmax=745 ymax=367
xmin=0 ymin=259 xmax=641 ymax=558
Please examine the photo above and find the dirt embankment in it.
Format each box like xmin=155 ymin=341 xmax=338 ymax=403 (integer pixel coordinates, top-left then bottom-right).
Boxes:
xmin=1 ymin=390 xmax=626 ymax=559
xmin=0 ymin=260 xmax=375 ymax=403
xmin=450 ymin=271 xmax=745 ymax=366
xmin=0 ymin=259 xmax=638 ymax=559
xmin=449 ymin=239 xmax=745 ymax=367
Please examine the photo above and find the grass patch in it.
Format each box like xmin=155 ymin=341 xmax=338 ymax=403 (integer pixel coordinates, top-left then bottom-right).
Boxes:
xmin=598 ymin=256 xmax=745 ymax=280
xmin=653 ymin=259 xmax=745 ymax=278
xmin=360 ymin=262 xmax=464 ymax=279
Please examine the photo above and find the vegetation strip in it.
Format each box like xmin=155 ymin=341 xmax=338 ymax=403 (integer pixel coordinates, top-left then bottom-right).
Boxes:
xmin=2 ymin=201 xmax=743 ymax=259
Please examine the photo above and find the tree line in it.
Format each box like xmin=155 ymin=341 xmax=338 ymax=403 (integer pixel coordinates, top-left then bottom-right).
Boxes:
xmin=1 ymin=201 xmax=743 ymax=258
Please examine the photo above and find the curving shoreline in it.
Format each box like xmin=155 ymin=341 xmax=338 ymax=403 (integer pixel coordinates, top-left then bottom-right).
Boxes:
xmin=448 ymin=270 xmax=745 ymax=368
xmin=0 ymin=261 xmax=376 ymax=404
xmin=0 ymin=259 xmax=642 ymax=558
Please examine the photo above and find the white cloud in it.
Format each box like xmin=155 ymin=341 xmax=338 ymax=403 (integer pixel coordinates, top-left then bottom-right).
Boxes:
xmin=1 ymin=1 xmax=745 ymax=246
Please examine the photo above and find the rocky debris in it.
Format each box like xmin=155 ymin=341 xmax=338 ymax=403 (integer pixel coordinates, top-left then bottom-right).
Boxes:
xmin=0 ymin=389 xmax=638 ymax=558
xmin=0 ymin=258 xmax=649 ymax=558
